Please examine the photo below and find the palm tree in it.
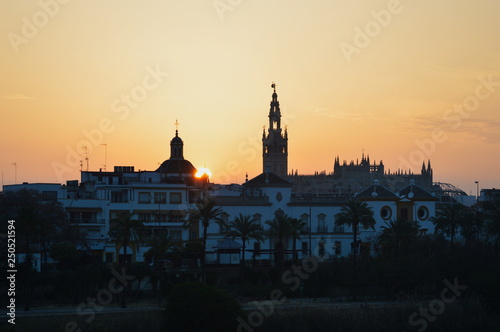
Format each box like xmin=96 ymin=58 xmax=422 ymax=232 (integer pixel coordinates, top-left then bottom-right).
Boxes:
xmin=335 ymin=199 xmax=375 ymax=266
xmin=460 ymin=210 xmax=483 ymax=246
xmin=288 ymin=218 xmax=308 ymax=262
xmin=145 ymin=231 xmax=176 ymax=270
xmin=266 ymin=211 xmax=292 ymax=265
xmin=17 ymin=204 xmax=40 ymax=264
xmin=108 ymin=212 xmax=145 ymax=265
xmin=433 ymin=203 xmax=465 ymax=249
xmin=189 ymin=197 xmax=225 ymax=270
xmin=222 ymin=213 xmax=264 ymax=264
xmin=378 ymin=219 xmax=419 ymax=260
xmin=108 ymin=211 xmax=145 ymax=308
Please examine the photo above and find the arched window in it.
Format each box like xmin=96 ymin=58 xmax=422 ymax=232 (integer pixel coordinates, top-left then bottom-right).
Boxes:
xmin=317 ymin=213 xmax=327 ymax=233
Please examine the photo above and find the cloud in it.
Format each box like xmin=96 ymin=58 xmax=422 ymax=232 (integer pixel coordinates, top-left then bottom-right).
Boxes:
xmin=406 ymin=115 xmax=500 ymax=144
xmin=454 ymin=118 xmax=500 ymax=144
xmin=307 ymin=107 xmax=374 ymax=121
xmin=2 ymin=93 xmax=35 ymax=100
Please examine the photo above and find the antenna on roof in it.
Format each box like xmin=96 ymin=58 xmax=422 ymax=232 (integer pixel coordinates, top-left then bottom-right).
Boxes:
xmin=101 ymin=143 xmax=107 ymax=172
xmin=82 ymin=146 xmax=89 ymax=171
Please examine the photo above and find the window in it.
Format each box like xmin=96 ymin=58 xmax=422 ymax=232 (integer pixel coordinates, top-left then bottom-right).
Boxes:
xmin=70 ymin=211 xmax=96 ymax=223
xmin=301 ymin=242 xmax=308 ymax=256
xmin=334 ymin=225 xmax=344 ymax=233
xmin=300 ymin=214 xmax=309 ymax=232
xmin=417 ymin=206 xmax=429 ymax=221
xmin=42 ymin=191 xmax=57 ymax=201
xmin=317 ymin=214 xmax=327 ymax=233
xmin=380 ymin=206 xmax=392 ymax=220
xmin=153 ymin=214 xmax=167 ymax=222
xmin=154 ymin=192 xmax=166 ymax=204
xmin=170 ymin=192 xmax=182 ymax=204
xmin=253 ymin=242 xmax=261 ymax=257
xmin=138 ymin=192 xmax=150 ymax=203
xmin=111 ymin=190 xmax=128 ymax=203
xmin=138 ymin=213 xmax=152 ymax=222
xmin=170 ymin=230 xmax=182 ymax=241
xmin=188 ymin=190 xmax=198 ymax=203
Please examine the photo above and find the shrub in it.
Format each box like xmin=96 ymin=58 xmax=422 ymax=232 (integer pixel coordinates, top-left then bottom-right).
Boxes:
xmin=165 ymin=281 xmax=243 ymax=332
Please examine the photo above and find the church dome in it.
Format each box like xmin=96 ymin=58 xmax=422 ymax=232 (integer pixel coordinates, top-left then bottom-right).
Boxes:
xmin=155 ymin=128 xmax=197 ymax=183
xmin=171 ymin=135 xmax=183 ymax=144
xmin=156 ymin=159 xmax=196 ymax=174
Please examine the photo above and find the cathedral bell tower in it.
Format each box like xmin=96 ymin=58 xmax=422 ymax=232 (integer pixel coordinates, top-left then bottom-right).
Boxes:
xmin=262 ymin=83 xmax=288 ymax=178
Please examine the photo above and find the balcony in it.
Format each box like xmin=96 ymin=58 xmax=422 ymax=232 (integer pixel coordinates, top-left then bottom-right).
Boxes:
xmin=70 ymin=218 xmax=105 ymax=225
xmin=214 ymin=195 xmax=270 ymax=206
xmin=333 ymin=226 xmax=345 ymax=233
xmin=289 ymin=195 xmax=348 ymax=205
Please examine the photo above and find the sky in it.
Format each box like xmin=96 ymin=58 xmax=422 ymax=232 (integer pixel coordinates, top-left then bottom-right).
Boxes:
xmin=1 ymin=0 xmax=500 ymax=195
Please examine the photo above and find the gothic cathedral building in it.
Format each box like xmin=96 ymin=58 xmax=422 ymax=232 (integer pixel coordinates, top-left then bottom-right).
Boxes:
xmin=260 ymin=83 xmax=434 ymax=194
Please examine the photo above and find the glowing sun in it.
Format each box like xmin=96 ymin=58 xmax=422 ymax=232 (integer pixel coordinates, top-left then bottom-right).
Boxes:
xmin=195 ymin=167 xmax=212 ymax=178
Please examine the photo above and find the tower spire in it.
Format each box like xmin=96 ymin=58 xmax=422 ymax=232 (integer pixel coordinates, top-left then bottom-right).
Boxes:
xmin=170 ymin=123 xmax=184 ymax=160
xmin=268 ymin=82 xmax=281 ymax=131
xmin=262 ymin=83 xmax=288 ymax=177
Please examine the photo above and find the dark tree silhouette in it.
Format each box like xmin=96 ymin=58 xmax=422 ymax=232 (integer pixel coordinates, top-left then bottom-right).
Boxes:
xmin=335 ymin=199 xmax=375 ymax=267
xmin=266 ymin=211 xmax=292 ymax=265
xmin=221 ymin=213 xmax=263 ymax=264
xmin=188 ymin=197 xmax=225 ymax=277
xmin=433 ymin=203 xmax=466 ymax=249
xmin=378 ymin=219 xmax=419 ymax=260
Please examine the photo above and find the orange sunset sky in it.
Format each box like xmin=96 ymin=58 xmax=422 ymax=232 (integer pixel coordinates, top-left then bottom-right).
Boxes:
xmin=1 ymin=0 xmax=500 ymax=195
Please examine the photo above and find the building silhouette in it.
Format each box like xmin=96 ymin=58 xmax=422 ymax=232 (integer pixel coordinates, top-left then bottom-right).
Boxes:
xmin=3 ymin=83 xmax=454 ymax=267
xmin=262 ymin=83 xmax=288 ymax=178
